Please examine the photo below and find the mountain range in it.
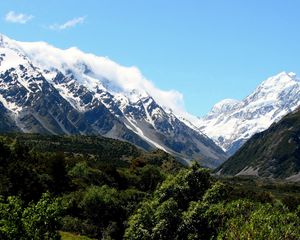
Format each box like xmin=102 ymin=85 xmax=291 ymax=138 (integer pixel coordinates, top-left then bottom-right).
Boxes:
xmin=194 ymin=71 xmax=300 ymax=155
xmin=0 ymin=34 xmax=226 ymax=168
xmin=1 ymin=34 xmax=300 ymax=172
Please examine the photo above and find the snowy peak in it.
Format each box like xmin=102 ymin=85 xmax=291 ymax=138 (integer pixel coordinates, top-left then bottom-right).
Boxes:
xmin=244 ymin=72 xmax=300 ymax=109
xmin=0 ymin=48 xmax=29 ymax=73
xmin=0 ymin=34 xmax=23 ymax=52
xmin=0 ymin=34 xmax=227 ymax=168
xmin=0 ymin=34 xmax=10 ymax=47
xmin=260 ymin=71 xmax=298 ymax=87
xmin=197 ymin=72 xmax=300 ymax=155
xmin=210 ymin=99 xmax=241 ymax=115
xmin=247 ymin=72 xmax=298 ymax=99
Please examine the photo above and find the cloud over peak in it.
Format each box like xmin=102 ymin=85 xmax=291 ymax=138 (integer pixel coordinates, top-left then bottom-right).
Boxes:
xmin=11 ymin=39 xmax=185 ymax=115
xmin=49 ymin=16 xmax=86 ymax=30
xmin=5 ymin=11 xmax=34 ymax=24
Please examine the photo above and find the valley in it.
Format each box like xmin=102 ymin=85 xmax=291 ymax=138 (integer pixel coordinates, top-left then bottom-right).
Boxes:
xmin=0 ymin=133 xmax=299 ymax=239
xmin=0 ymin=30 xmax=300 ymax=239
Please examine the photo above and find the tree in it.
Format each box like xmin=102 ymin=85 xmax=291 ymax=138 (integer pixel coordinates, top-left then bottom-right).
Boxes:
xmin=136 ymin=165 xmax=164 ymax=192
xmin=47 ymin=153 xmax=69 ymax=195
xmin=151 ymin=198 xmax=180 ymax=240
xmin=0 ymin=196 xmax=24 ymax=240
xmin=125 ymin=164 xmax=212 ymax=239
xmin=154 ymin=163 xmax=211 ymax=208
xmin=22 ymin=193 xmax=63 ymax=240
xmin=202 ymin=181 xmax=230 ymax=204
xmin=0 ymin=193 xmax=63 ymax=240
xmin=218 ymin=203 xmax=300 ymax=240
xmin=79 ymin=185 xmax=123 ymax=238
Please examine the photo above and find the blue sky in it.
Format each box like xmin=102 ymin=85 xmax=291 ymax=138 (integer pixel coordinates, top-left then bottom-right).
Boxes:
xmin=0 ymin=0 xmax=300 ymax=116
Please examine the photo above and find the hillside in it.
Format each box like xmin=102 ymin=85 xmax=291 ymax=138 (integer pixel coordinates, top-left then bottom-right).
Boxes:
xmin=216 ymin=107 xmax=300 ymax=179
xmin=0 ymin=133 xmax=182 ymax=170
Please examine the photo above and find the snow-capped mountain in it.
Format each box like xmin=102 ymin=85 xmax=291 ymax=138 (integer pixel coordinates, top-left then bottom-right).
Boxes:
xmin=196 ymin=71 xmax=300 ymax=155
xmin=216 ymin=107 xmax=300 ymax=180
xmin=0 ymin=34 xmax=227 ymax=168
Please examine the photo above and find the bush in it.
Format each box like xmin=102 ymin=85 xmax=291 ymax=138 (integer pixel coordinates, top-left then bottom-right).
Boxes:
xmin=0 ymin=193 xmax=63 ymax=240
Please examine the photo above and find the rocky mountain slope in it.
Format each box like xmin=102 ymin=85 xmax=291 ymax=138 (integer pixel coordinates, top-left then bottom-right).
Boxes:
xmin=216 ymin=107 xmax=300 ymax=180
xmin=196 ymin=72 xmax=300 ymax=155
xmin=0 ymin=34 xmax=227 ymax=167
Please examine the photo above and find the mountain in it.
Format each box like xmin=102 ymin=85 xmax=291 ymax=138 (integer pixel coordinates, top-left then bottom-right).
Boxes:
xmin=0 ymin=34 xmax=226 ymax=168
xmin=196 ymin=72 xmax=300 ymax=155
xmin=216 ymin=107 xmax=300 ymax=180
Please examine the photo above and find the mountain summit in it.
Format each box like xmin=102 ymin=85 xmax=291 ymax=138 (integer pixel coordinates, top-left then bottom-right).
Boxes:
xmin=196 ymin=71 xmax=300 ymax=155
xmin=0 ymin=34 xmax=227 ymax=167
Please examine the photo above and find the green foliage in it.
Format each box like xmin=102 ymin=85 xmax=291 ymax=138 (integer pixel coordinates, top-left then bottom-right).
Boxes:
xmin=118 ymin=188 xmax=147 ymax=215
xmin=124 ymin=200 xmax=157 ymax=240
xmin=68 ymin=161 xmax=110 ymax=188
xmin=22 ymin=193 xmax=63 ymax=240
xmin=125 ymin=164 xmax=300 ymax=240
xmin=202 ymin=181 xmax=230 ymax=204
xmin=0 ymin=196 xmax=24 ymax=240
xmin=135 ymin=165 xmax=165 ymax=192
xmin=0 ymin=193 xmax=63 ymax=240
xmin=218 ymin=203 xmax=300 ymax=239
xmin=179 ymin=201 xmax=211 ymax=240
xmin=155 ymin=163 xmax=211 ymax=207
xmin=1 ymin=133 xmax=300 ymax=239
xmin=152 ymin=198 xmax=180 ymax=240
xmin=79 ymin=185 xmax=121 ymax=225
xmin=125 ymin=164 xmax=212 ymax=239
xmin=0 ymin=133 xmax=180 ymax=239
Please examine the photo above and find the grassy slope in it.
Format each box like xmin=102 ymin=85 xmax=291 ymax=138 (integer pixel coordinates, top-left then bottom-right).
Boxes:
xmin=60 ymin=231 xmax=95 ymax=240
xmin=218 ymin=176 xmax=300 ymax=200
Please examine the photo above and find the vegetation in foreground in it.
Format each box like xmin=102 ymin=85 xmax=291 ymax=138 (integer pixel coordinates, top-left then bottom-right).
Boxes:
xmin=0 ymin=134 xmax=299 ymax=239
xmin=60 ymin=231 xmax=94 ymax=240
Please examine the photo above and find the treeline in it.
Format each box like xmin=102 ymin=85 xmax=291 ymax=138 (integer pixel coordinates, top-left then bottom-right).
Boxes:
xmin=0 ymin=134 xmax=181 ymax=239
xmin=0 ymin=134 xmax=300 ymax=239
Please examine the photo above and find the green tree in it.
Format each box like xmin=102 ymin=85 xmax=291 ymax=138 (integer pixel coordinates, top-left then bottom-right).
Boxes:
xmin=202 ymin=181 xmax=230 ymax=204
xmin=0 ymin=196 xmax=24 ymax=240
xmin=125 ymin=164 xmax=212 ymax=239
xmin=124 ymin=200 xmax=156 ymax=240
xmin=79 ymin=185 xmax=123 ymax=238
xmin=136 ymin=165 xmax=164 ymax=192
xmin=154 ymin=163 xmax=211 ymax=208
xmin=47 ymin=153 xmax=69 ymax=195
xmin=68 ymin=161 xmax=110 ymax=188
xmin=0 ymin=193 xmax=63 ymax=240
xmin=22 ymin=193 xmax=63 ymax=240
xmin=218 ymin=203 xmax=300 ymax=240
xmin=151 ymin=198 xmax=180 ymax=240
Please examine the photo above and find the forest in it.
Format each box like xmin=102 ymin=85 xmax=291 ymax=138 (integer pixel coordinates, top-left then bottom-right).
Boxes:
xmin=0 ymin=133 xmax=299 ymax=240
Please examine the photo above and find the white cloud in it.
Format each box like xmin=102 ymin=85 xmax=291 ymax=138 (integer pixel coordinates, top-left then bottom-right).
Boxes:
xmin=49 ymin=16 xmax=86 ymax=30
xmin=11 ymin=39 xmax=187 ymax=115
xmin=5 ymin=11 xmax=34 ymax=24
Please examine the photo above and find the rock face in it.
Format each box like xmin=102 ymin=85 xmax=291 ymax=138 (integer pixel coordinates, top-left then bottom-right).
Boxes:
xmin=216 ymin=107 xmax=300 ymax=180
xmin=197 ymin=72 xmax=300 ymax=155
xmin=0 ymin=34 xmax=227 ymax=168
